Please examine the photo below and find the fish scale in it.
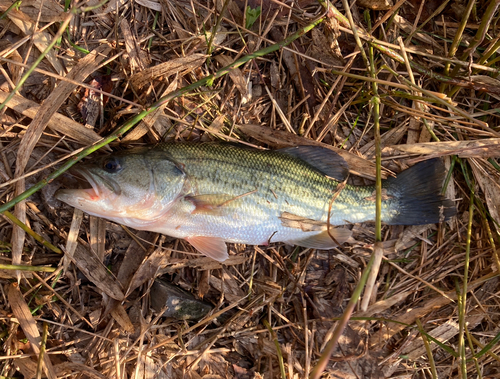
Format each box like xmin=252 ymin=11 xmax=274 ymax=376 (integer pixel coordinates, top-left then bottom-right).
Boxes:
xmin=56 ymin=142 xmax=456 ymax=262
xmin=159 ymin=143 xmax=385 ymax=225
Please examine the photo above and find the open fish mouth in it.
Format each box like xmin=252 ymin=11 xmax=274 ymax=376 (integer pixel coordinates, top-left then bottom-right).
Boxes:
xmin=82 ymin=167 xmax=119 ymax=197
xmin=55 ymin=166 xmax=120 ymax=204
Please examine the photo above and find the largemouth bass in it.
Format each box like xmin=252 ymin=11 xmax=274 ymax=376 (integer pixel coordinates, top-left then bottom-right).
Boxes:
xmin=56 ymin=143 xmax=455 ymax=261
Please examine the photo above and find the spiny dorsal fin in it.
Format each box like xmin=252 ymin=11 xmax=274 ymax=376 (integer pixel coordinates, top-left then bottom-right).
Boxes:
xmin=278 ymin=146 xmax=349 ymax=181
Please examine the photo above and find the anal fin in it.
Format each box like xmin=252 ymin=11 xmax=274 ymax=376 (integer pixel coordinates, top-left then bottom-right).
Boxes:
xmin=186 ymin=236 xmax=229 ymax=262
xmin=290 ymin=228 xmax=352 ymax=250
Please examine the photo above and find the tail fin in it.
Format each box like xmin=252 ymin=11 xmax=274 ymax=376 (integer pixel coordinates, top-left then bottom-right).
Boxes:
xmin=384 ymin=159 xmax=456 ymax=225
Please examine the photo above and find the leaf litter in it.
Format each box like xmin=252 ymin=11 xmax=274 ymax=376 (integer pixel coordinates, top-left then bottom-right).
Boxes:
xmin=1 ymin=0 xmax=500 ymax=378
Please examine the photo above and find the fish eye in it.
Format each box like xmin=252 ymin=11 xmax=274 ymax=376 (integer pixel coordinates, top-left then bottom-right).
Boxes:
xmin=103 ymin=158 xmax=122 ymax=173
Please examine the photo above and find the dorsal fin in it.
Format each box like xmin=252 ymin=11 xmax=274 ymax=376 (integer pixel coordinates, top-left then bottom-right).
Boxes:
xmin=278 ymin=146 xmax=349 ymax=181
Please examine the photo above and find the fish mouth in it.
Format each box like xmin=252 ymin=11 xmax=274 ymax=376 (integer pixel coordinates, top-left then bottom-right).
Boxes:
xmin=78 ymin=166 xmax=121 ymax=198
xmin=55 ymin=166 xmax=120 ymax=204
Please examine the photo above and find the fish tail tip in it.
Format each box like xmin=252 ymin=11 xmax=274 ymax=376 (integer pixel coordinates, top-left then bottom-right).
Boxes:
xmin=385 ymin=159 xmax=456 ymax=225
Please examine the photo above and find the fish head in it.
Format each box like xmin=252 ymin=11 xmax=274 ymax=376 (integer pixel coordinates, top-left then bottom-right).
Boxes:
xmin=56 ymin=151 xmax=186 ymax=223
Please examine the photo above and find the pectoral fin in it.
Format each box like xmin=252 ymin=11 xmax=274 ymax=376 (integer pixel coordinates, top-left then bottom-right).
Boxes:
xmin=290 ymin=228 xmax=352 ymax=249
xmin=185 ymin=194 xmax=235 ymax=216
xmin=186 ymin=190 xmax=258 ymax=216
xmin=186 ymin=236 xmax=229 ymax=262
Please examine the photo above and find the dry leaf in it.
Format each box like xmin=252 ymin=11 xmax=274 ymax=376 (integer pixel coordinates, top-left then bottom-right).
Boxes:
xmin=369 ymin=272 xmax=497 ymax=349
xmin=130 ymin=54 xmax=207 ymax=89
xmin=110 ymin=304 xmax=135 ymax=333
xmin=471 ymin=159 xmax=500 ymax=234
xmin=215 ymin=55 xmax=249 ymax=103
xmin=355 ymin=291 xmax=412 ymax=316
xmin=135 ymin=0 xmax=162 ymax=11
xmin=270 ymin=61 xmax=280 ymax=89
xmin=120 ymin=19 xmax=150 ymax=72
xmin=89 ymin=217 xmax=106 ymax=261
xmin=308 ymin=28 xmax=344 ymax=67
xmin=0 ymin=89 xmax=102 ymax=144
xmin=126 ymin=247 xmax=168 ymax=297
xmin=471 ymin=75 xmax=500 ymax=101
xmin=8 ymin=283 xmax=57 ymax=379
xmin=63 ymin=208 xmax=83 ymax=271
xmin=393 ymin=15 xmax=443 ymax=51
xmin=198 ymin=269 xmax=211 ymax=298
xmin=14 ymin=0 xmax=66 ymax=22
xmin=68 ymin=244 xmax=125 ymax=301
xmin=99 ymin=0 xmax=128 ymax=15
xmin=1 ymin=6 xmax=65 ymax=75
xmin=170 ymin=20 xmax=191 ymax=41
xmin=55 ymin=362 xmax=108 ymax=379
xmin=385 ymin=138 xmax=500 ymax=158
xmin=78 ymin=76 xmax=113 ymax=129
xmin=360 ymin=123 xmax=408 ymax=158
xmin=123 ymin=79 xmax=178 ymax=142
xmin=201 ymin=114 xmax=225 ymax=142
xmin=101 ymin=232 xmax=156 ymax=326
xmin=403 ymin=311 xmax=484 ymax=360
xmin=210 ymin=269 xmax=245 ymax=303
xmin=357 ymin=0 xmax=393 ymax=9
xmin=14 ymin=43 xmax=111 ymax=173
xmin=394 ymin=224 xmax=435 ymax=251
xmin=3 ymin=43 xmax=23 ymax=85
xmin=13 ymin=358 xmax=38 ymax=378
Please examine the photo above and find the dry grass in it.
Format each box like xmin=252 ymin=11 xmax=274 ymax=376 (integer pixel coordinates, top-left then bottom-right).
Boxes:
xmin=1 ymin=0 xmax=500 ymax=378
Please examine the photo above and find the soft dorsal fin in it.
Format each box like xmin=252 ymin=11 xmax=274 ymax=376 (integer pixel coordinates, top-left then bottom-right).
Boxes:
xmin=186 ymin=236 xmax=229 ymax=262
xmin=278 ymin=146 xmax=349 ymax=181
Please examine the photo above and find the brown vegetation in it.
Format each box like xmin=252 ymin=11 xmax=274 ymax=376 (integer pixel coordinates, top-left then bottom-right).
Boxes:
xmin=1 ymin=0 xmax=500 ymax=377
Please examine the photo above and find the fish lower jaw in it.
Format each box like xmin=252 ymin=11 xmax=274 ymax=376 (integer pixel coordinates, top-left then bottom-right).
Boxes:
xmin=55 ymin=188 xmax=101 ymax=205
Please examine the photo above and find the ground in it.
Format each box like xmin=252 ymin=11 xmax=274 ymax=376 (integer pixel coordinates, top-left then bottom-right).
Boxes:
xmin=1 ymin=0 xmax=500 ymax=378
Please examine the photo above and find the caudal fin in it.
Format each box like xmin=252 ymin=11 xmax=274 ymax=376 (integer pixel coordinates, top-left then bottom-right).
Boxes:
xmin=384 ymin=159 xmax=456 ymax=225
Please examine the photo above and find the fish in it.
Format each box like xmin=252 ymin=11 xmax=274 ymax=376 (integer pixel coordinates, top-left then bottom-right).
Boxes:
xmin=56 ymin=142 xmax=456 ymax=262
